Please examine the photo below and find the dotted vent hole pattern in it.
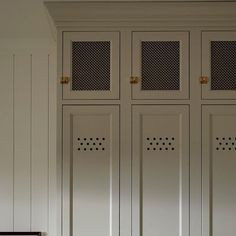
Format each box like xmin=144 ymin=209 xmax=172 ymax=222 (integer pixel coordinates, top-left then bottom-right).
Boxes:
xmin=145 ymin=137 xmax=176 ymax=151
xmin=215 ymin=137 xmax=236 ymax=151
xmin=77 ymin=137 xmax=106 ymax=152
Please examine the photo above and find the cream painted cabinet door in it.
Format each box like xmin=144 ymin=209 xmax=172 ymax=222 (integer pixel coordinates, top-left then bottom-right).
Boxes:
xmin=132 ymin=105 xmax=189 ymax=236
xmin=202 ymin=32 xmax=236 ymax=99
xmin=132 ymin=32 xmax=189 ymax=99
xmin=63 ymin=32 xmax=120 ymax=99
xmin=202 ymin=105 xmax=236 ymax=236
xmin=63 ymin=106 xmax=119 ymax=236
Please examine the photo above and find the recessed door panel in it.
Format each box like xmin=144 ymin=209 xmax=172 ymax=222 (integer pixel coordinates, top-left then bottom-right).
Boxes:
xmin=132 ymin=32 xmax=189 ymax=99
xmin=63 ymin=32 xmax=120 ymax=99
xmin=202 ymin=32 xmax=236 ymax=99
xmin=63 ymin=106 xmax=119 ymax=236
xmin=132 ymin=105 xmax=189 ymax=236
xmin=202 ymin=106 xmax=236 ymax=236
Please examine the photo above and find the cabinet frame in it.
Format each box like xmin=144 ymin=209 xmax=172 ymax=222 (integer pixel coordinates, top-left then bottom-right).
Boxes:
xmin=45 ymin=2 xmax=236 ymax=236
xmin=56 ymin=26 xmax=236 ymax=236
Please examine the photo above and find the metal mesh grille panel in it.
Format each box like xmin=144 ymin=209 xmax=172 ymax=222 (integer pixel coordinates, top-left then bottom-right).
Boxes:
xmin=211 ymin=41 xmax=236 ymax=90
xmin=72 ymin=41 xmax=110 ymax=91
xmin=141 ymin=41 xmax=180 ymax=90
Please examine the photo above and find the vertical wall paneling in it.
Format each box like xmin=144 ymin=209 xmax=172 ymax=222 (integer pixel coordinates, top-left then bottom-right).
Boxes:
xmin=31 ymin=52 xmax=49 ymax=232
xmin=0 ymin=44 xmax=56 ymax=235
xmin=14 ymin=53 xmax=32 ymax=231
xmin=0 ymin=53 xmax=14 ymax=230
xmin=48 ymin=52 xmax=57 ymax=236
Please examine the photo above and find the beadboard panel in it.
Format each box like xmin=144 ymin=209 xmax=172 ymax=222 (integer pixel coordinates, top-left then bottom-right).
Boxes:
xmin=0 ymin=50 xmax=57 ymax=235
xmin=14 ymin=53 xmax=32 ymax=230
xmin=48 ymin=49 xmax=57 ymax=236
xmin=0 ymin=53 xmax=14 ymax=231
xmin=31 ymin=53 xmax=50 ymax=232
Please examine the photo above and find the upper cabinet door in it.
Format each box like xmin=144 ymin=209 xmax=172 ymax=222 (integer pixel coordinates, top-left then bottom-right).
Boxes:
xmin=202 ymin=32 xmax=236 ymax=99
xmin=63 ymin=32 xmax=120 ymax=100
xmin=132 ymin=32 xmax=189 ymax=100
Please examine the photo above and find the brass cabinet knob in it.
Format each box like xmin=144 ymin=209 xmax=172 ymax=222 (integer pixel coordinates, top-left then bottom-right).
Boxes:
xmin=199 ymin=76 xmax=209 ymax=84
xmin=61 ymin=76 xmax=70 ymax=84
xmin=130 ymin=76 xmax=139 ymax=84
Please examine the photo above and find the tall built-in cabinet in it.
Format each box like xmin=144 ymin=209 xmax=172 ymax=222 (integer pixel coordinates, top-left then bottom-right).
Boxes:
xmin=46 ymin=2 xmax=236 ymax=236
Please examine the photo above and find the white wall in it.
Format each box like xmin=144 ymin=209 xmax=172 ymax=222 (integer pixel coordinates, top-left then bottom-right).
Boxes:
xmin=0 ymin=49 xmax=57 ymax=235
xmin=0 ymin=1 xmax=57 ymax=235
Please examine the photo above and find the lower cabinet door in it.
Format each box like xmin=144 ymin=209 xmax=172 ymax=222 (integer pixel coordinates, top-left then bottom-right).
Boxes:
xmin=63 ymin=105 xmax=120 ymax=236
xmin=132 ymin=105 xmax=190 ymax=236
xmin=202 ymin=105 xmax=236 ymax=236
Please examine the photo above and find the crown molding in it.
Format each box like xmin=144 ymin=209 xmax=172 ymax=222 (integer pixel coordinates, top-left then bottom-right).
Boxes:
xmin=45 ymin=1 xmax=236 ymax=27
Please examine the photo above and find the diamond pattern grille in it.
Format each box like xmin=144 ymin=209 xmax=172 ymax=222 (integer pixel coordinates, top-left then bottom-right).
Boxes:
xmin=211 ymin=41 xmax=236 ymax=90
xmin=72 ymin=41 xmax=110 ymax=91
xmin=141 ymin=41 xmax=180 ymax=90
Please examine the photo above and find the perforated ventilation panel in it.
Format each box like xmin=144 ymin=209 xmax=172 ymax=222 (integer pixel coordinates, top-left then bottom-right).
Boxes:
xmin=141 ymin=41 xmax=180 ymax=90
xmin=215 ymin=137 xmax=236 ymax=151
xmin=211 ymin=41 xmax=236 ymax=90
xmin=72 ymin=41 xmax=110 ymax=91
xmin=77 ymin=137 xmax=106 ymax=152
xmin=145 ymin=136 xmax=176 ymax=151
